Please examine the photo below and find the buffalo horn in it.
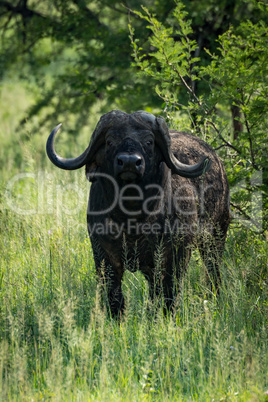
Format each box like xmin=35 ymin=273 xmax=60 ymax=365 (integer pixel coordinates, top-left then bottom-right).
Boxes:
xmin=46 ymin=123 xmax=103 ymax=170
xmin=137 ymin=111 xmax=211 ymax=178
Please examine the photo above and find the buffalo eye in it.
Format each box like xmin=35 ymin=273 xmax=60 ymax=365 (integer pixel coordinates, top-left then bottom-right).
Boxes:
xmin=106 ymin=140 xmax=113 ymax=147
xmin=146 ymin=140 xmax=153 ymax=146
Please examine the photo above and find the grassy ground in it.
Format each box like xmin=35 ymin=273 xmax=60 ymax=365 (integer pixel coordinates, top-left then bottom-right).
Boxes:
xmin=0 ymin=80 xmax=267 ymax=401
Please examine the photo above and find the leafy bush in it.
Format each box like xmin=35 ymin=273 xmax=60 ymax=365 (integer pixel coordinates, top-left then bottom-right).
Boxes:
xmin=129 ymin=0 xmax=268 ymax=233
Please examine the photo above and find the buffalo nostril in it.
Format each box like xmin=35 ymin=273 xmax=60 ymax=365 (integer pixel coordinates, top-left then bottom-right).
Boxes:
xmin=116 ymin=154 xmax=144 ymax=172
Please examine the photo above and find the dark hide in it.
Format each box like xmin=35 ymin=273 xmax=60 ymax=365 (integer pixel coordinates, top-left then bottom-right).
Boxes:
xmin=85 ymin=111 xmax=230 ymax=316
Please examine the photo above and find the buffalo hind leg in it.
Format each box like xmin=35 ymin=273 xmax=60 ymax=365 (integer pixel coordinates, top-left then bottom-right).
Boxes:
xmin=145 ymin=272 xmax=174 ymax=312
xmin=145 ymin=248 xmax=191 ymax=313
xmin=198 ymin=228 xmax=227 ymax=293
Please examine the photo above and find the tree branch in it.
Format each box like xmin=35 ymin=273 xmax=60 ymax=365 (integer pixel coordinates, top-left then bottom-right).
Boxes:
xmin=0 ymin=0 xmax=45 ymax=20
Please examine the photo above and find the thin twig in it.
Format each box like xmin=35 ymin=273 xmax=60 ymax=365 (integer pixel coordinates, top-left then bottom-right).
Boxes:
xmin=230 ymin=202 xmax=264 ymax=233
xmin=207 ymin=120 xmax=241 ymax=154
xmin=214 ymin=144 xmax=228 ymax=150
xmin=171 ymin=64 xmax=204 ymax=109
xmin=244 ymin=113 xmax=258 ymax=169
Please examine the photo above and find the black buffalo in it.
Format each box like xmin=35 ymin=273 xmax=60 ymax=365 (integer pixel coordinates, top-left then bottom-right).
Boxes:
xmin=47 ymin=110 xmax=230 ymax=316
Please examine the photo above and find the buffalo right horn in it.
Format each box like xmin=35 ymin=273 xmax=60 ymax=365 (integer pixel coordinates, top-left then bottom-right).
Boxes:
xmin=46 ymin=110 xmax=128 ymax=170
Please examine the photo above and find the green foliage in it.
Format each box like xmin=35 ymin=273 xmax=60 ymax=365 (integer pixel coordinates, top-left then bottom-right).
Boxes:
xmin=0 ymin=0 xmax=169 ymax=130
xmin=129 ymin=0 xmax=268 ymax=233
xmin=202 ymin=18 xmax=268 ymax=231
xmin=0 ymin=0 xmax=266 ymax=131
xmin=129 ymin=4 xmax=198 ymax=110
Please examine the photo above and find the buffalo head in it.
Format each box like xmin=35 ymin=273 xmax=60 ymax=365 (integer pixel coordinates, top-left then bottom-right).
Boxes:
xmin=46 ymin=110 xmax=211 ymax=182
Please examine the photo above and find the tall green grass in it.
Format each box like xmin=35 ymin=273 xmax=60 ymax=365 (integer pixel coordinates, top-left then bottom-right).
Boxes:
xmin=0 ymin=79 xmax=267 ymax=400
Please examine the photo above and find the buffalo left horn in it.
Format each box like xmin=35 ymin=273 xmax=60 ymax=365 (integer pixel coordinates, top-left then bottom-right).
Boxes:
xmin=46 ymin=123 xmax=104 ymax=170
xmin=136 ymin=111 xmax=212 ymax=178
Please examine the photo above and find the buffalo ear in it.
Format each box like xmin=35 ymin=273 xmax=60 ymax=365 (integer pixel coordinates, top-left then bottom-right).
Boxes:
xmin=86 ymin=162 xmax=98 ymax=182
xmin=85 ymin=146 xmax=105 ymax=182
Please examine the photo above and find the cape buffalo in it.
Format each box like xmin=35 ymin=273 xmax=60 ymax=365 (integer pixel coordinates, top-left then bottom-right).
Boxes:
xmin=47 ymin=110 xmax=230 ymax=316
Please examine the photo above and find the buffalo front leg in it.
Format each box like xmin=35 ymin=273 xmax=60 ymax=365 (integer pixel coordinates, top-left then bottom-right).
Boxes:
xmin=98 ymin=264 xmax=124 ymax=318
xmin=91 ymin=236 xmax=124 ymax=318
